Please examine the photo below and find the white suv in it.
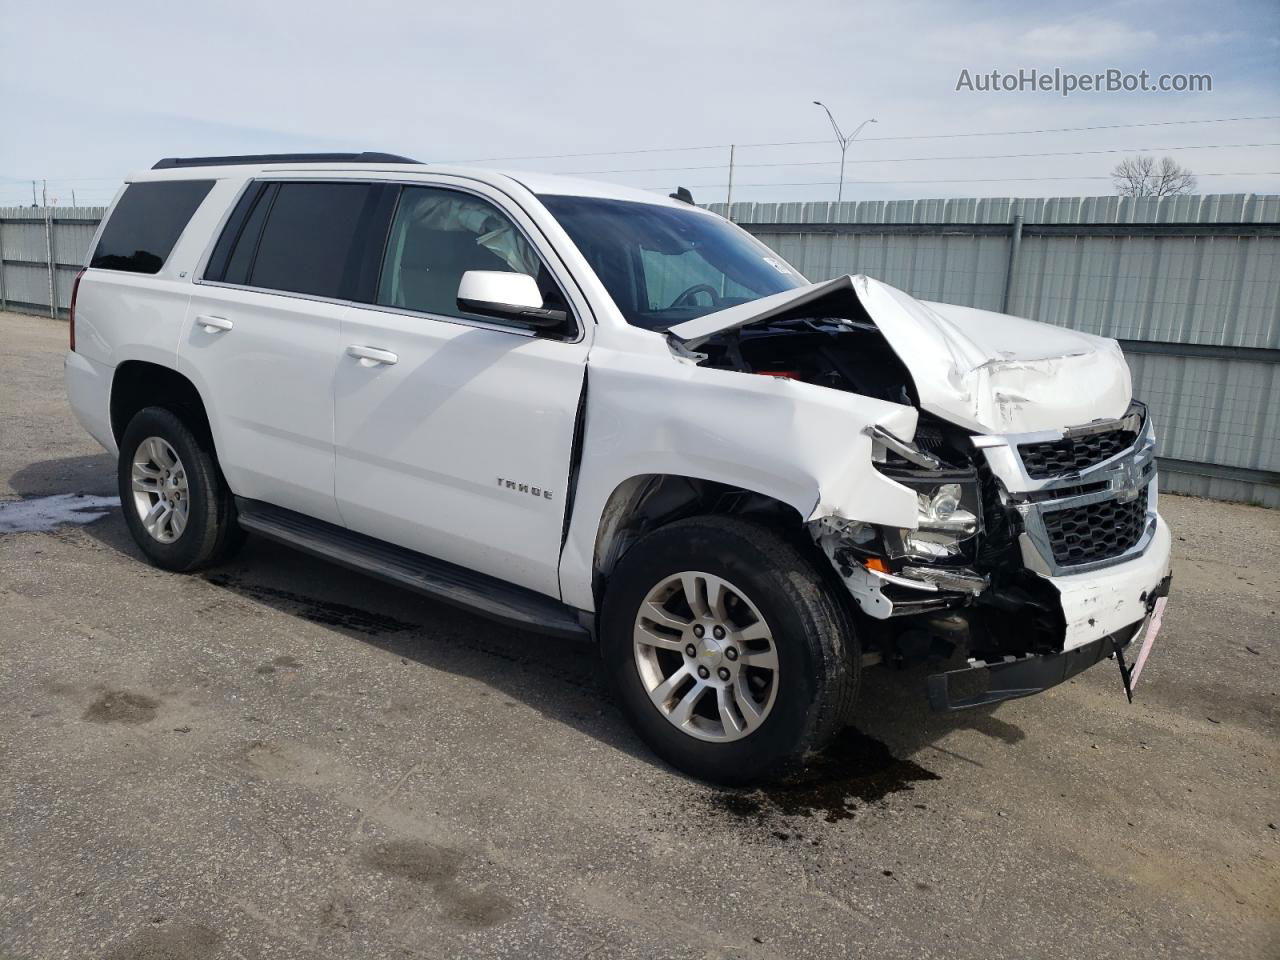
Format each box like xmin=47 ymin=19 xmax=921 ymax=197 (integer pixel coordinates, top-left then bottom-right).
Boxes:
xmin=65 ymin=153 xmax=1172 ymax=784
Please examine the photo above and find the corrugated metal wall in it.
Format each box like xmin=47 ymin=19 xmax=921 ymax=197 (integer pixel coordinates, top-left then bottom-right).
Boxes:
xmin=0 ymin=207 xmax=107 ymax=316
xmin=3 ymin=196 xmax=1277 ymax=506
xmin=707 ymin=194 xmax=1280 ymax=507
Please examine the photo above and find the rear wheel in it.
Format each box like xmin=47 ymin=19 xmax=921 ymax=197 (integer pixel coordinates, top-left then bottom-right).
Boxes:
xmin=117 ymin=407 xmax=242 ymax=571
xmin=601 ymin=515 xmax=858 ymax=785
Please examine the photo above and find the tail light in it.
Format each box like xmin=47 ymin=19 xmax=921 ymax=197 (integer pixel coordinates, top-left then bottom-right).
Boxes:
xmin=69 ymin=268 xmax=86 ymax=351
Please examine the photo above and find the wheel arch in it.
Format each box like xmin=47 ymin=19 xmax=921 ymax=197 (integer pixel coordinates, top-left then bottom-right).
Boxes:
xmin=588 ymin=473 xmax=813 ymax=606
xmin=110 ymin=360 xmax=216 ymax=454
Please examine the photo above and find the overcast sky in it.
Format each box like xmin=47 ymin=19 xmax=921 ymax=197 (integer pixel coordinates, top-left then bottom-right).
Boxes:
xmin=2 ymin=0 xmax=1277 ymax=207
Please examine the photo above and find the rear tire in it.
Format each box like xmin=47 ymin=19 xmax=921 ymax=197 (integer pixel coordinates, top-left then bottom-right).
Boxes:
xmin=117 ymin=406 xmax=242 ymax=572
xmin=601 ymin=515 xmax=859 ymax=785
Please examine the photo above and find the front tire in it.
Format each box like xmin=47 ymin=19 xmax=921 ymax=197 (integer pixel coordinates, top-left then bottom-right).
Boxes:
xmin=117 ymin=406 xmax=241 ymax=571
xmin=601 ymin=515 xmax=859 ymax=785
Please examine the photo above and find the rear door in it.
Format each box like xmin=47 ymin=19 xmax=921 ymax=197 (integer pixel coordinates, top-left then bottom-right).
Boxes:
xmin=183 ymin=180 xmax=389 ymax=525
xmin=334 ymin=181 xmax=591 ymax=598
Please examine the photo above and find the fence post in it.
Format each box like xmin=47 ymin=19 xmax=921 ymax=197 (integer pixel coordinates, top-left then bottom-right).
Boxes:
xmin=1001 ymin=213 xmax=1023 ymax=314
xmin=0 ymin=217 xmax=7 ymax=312
xmin=43 ymin=206 xmax=57 ymax=319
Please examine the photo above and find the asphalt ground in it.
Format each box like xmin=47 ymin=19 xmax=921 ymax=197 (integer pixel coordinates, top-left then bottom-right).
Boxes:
xmin=1 ymin=309 xmax=1277 ymax=959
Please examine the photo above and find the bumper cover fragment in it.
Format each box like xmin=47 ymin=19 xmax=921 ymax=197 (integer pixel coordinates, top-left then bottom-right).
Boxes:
xmin=928 ymin=574 xmax=1171 ymax=711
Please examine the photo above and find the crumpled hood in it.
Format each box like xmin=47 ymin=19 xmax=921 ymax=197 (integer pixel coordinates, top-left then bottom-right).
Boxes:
xmin=667 ymin=274 xmax=1132 ymax=435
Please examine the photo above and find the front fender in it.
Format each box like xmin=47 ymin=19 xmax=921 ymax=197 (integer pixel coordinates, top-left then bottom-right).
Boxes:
xmin=558 ymin=347 xmax=920 ymax=610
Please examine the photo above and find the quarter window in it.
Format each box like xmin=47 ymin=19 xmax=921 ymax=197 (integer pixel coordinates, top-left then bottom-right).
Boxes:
xmin=91 ymin=180 xmax=214 ymax=274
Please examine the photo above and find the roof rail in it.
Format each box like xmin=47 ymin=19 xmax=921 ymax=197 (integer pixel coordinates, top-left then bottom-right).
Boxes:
xmin=151 ymin=152 xmax=422 ymax=170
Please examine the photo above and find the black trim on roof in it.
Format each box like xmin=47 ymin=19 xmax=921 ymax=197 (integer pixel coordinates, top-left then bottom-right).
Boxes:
xmin=151 ymin=152 xmax=422 ymax=170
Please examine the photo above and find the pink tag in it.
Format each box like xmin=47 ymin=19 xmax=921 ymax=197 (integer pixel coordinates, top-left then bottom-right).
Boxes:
xmin=1129 ymin=596 xmax=1167 ymax=689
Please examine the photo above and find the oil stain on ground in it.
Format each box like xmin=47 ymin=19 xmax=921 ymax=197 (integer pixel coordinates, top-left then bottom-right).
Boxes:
xmin=102 ymin=921 xmax=220 ymax=960
xmin=204 ymin=575 xmax=420 ymax=636
xmin=83 ymin=690 xmax=160 ymax=725
xmin=362 ymin=839 xmax=514 ymax=928
xmin=256 ymin=654 xmax=304 ymax=675
xmin=712 ymin=728 xmax=941 ymax=825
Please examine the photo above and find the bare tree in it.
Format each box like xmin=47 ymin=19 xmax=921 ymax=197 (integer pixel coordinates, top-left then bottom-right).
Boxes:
xmin=1112 ymin=155 xmax=1198 ymax=198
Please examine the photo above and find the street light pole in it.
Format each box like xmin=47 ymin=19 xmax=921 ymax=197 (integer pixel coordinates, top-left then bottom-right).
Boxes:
xmin=812 ymin=102 xmax=876 ymax=203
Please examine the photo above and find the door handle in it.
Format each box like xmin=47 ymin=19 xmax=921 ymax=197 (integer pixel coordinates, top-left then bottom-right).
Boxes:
xmin=197 ymin=314 xmax=233 ymax=333
xmin=346 ymin=345 xmax=399 ymax=367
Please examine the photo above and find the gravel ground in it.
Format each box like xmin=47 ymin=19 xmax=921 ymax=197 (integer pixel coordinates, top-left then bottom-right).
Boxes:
xmin=1 ymin=309 xmax=1277 ymax=959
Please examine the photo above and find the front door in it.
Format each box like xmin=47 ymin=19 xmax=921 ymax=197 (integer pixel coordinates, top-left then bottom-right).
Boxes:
xmin=334 ymin=184 xmax=590 ymax=598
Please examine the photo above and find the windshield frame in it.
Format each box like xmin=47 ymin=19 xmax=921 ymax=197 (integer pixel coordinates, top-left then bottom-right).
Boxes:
xmin=538 ymin=194 xmax=808 ymax=332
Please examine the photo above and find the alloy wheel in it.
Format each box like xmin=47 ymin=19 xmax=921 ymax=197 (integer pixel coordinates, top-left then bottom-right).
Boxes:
xmin=130 ymin=436 xmax=189 ymax=544
xmin=632 ymin=571 xmax=779 ymax=742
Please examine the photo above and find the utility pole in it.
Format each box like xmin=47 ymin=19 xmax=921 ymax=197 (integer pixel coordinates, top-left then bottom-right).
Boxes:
xmin=725 ymin=144 xmax=736 ymax=220
xmin=31 ymin=180 xmax=37 ymax=208
xmin=811 ymin=102 xmax=876 ymax=204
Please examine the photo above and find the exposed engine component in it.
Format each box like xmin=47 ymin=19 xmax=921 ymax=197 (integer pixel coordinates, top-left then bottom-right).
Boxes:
xmin=694 ymin=286 xmax=919 ymax=406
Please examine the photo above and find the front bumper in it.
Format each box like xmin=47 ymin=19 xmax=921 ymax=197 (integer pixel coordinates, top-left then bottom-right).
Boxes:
xmin=819 ymin=402 xmax=1175 ymax=703
xmin=922 ymin=408 xmax=1174 ymax=709
xmin=928 ymin=572 xmax=1172 ymax=711
xmin=1049 ymin=514 xmax=1172 ymax=651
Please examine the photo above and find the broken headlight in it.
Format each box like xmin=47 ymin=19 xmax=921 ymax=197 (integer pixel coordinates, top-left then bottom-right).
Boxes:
xmin=881 ymin=474 xmax=982 ymax=562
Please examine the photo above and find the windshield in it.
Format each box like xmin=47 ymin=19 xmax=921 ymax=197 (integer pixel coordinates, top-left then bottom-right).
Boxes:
xmin=539 ymin=195 xmax=806 ymax=331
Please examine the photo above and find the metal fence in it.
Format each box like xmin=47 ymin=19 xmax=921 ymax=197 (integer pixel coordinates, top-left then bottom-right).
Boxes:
xmin=0 ymin=206 xmax=106 ymax=318
xmin=3 ymin=196 xmax=1277 ymax=506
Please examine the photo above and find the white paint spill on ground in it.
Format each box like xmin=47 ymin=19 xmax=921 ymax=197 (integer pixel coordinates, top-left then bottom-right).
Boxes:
xmin=0 ymin=494 xmax=121 ymax=533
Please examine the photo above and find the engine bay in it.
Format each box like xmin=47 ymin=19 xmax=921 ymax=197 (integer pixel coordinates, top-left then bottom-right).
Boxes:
xmin=692 ymin=288 xmax=920 ymax=408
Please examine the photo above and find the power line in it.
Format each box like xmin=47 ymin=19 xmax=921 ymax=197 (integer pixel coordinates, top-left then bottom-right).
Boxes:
xmin=448 ymin=114 xmax=1280 ymax=164
xmin=641 ymin=171 xmax=1280 ymax=190
xmin=859 ymin=115 xmax=1280 ymax=143
xmin=0 ymin=176 xmax=122 ymax=184
xmin=11 ymin=116 xmax=1279 ymax=186
xmin=564 ymin=142 xmax=1280 ymax=176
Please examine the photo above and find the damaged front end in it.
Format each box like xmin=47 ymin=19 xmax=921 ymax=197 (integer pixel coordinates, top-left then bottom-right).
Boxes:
xmin=810 ymin=403 xmax=1171 ymax=712
xmin=667 ymin=275 xmax=1172 ymax=712
xmin=809 ymin=413 xmax=1069 ymax=668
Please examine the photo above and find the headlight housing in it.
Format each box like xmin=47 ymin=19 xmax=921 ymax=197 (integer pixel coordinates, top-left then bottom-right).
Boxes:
xmin=881 ymin=474 xmax=982 ymax=563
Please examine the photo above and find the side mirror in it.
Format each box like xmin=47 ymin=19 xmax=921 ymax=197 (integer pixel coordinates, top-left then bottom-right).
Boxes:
xmin=456 ymin=271 xmax=568 ymax=330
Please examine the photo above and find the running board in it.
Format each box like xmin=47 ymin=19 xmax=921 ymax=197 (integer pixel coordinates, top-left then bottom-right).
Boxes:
xmin=234 ymin=498 xmax=590 ymax=640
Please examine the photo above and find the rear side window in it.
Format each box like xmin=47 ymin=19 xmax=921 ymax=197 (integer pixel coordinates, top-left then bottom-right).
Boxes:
xmin=90 ymin=180 xmax=214 ymax=274
xmin=245 ymin=182 xmax=374 ymax=299
xmin=204 ymin=182 xmax=271 ymax=283
xmin=224 ymin=188 xmax=273 ymax=286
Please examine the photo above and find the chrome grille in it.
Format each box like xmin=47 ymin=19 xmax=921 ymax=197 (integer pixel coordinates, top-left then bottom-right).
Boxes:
xmin=1018 ymin=428 xmax=1138 ymax=479
xmin=972 ymin=403 xmax=1158 ymax=577
xmin=1042 ymin=488 xmax=1148 ymax=566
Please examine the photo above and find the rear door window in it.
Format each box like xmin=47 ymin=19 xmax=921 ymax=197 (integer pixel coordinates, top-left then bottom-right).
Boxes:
xmin=204 ymin=182 xmax=271 ymax=284
xmin=246 ymin=182 xmax=375 ymax=299
xmin=221 ymin=184 xmax=276 ymax=286
xmin=90 ymin=180 xmax=214 ymax=274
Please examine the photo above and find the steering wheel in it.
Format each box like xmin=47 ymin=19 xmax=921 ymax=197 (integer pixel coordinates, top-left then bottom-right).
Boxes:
xmin=669 ymin=283 xmax=720 ymax=310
